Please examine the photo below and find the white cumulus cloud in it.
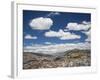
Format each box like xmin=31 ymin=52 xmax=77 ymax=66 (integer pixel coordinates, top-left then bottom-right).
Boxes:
xmin=82 ymin=29 xmax=91 ymax=42
xmin=24 ymin=34 xmax=37 ymax=39
xmin=66 ymin=21 xmax=91 ymax=31
xmin=29 ymin=17 xmax=53 ymax=30
xmin=45 ymin=29 xmax=80 ymax=40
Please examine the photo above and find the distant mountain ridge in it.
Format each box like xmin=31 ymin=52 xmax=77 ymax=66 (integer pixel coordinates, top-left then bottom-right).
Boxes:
xmin=24 ymin=49 xmax=90 ymax=57
xmin=24 ymin=43 xmax=90 ymax=55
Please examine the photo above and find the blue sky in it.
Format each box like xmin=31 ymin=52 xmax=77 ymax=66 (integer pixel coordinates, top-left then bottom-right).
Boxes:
xmin=23 ymin=10 xmax=91 ymax=46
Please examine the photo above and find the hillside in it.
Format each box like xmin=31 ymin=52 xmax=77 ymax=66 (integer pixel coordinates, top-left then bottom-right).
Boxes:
xmin=23 ymin=49 xmax=91 ymax=69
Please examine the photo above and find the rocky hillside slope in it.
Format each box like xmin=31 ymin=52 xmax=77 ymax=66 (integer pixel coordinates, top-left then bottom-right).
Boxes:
xmin=23 ymin=49 xmax=91 ymax=69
